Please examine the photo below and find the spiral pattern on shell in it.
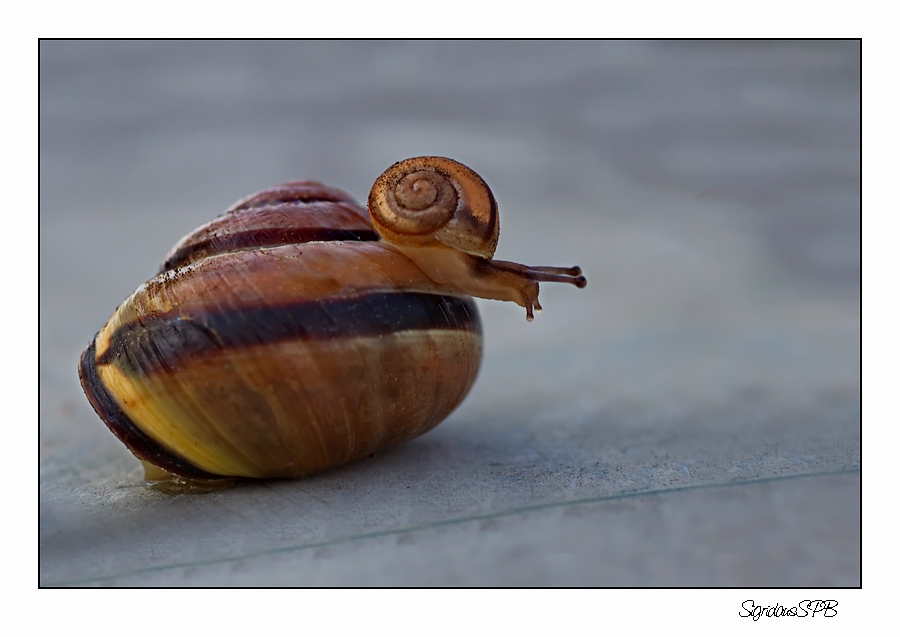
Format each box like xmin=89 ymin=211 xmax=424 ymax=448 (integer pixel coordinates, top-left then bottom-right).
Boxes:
xmin=371 ymin=165 xmax=460 ymax=236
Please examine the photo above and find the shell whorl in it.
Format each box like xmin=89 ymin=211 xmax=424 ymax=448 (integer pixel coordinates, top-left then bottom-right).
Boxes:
xmin=159 ymin=182 xmax=378 ymax=273
xmin=368 ymin=156 xmax=499 ymax=259
xmin=379 ymin=169 xmax=458 ymax=235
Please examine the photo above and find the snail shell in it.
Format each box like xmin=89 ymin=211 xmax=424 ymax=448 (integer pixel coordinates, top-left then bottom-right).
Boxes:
xmin=78 ymin=157 xmax=585 ymax=483
xmin=368 ymin=156 xmax=499 ymax=259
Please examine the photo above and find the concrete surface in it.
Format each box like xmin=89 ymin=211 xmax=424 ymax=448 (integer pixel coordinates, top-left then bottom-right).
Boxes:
xmin=39 ymin=40 xmax=860 ymax=586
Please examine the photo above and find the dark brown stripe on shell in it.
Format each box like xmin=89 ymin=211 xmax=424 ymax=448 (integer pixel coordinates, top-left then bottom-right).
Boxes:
xmin=159 ymin=227 xmax=381 ymax=273
xmin=97 ymin=292 xmax=481 ymax=376
xmin=78 ymin=337 xmax=227 ymax=480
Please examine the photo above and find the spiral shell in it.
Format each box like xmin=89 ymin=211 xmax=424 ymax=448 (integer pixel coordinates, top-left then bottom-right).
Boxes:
xmin=79 ymin=181 xmax=482 ymax=481
xmin=368 ymin=156 xmax=499 ymax=259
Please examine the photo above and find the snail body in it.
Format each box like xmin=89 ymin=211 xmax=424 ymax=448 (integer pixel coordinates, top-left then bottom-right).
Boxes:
xmin=79 ymin=157 xmax=585 ymax=483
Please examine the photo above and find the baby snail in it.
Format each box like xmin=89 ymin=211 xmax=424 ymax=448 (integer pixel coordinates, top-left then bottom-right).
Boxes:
xmin=78 ymin=156 xmax=586 ymax=487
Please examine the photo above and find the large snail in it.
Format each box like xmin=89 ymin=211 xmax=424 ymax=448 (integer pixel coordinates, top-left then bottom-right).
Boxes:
xmin=78 ymin=157 xmax=586 ymax=486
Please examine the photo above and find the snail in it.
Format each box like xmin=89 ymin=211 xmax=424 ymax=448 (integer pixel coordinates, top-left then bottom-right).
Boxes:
xmin=78 ymin=156 xmax=586 ymax=486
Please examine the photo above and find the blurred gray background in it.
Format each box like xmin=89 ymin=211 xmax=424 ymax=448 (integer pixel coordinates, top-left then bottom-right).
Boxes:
xmin=40 ymin=40 xmax=860 ymax=586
